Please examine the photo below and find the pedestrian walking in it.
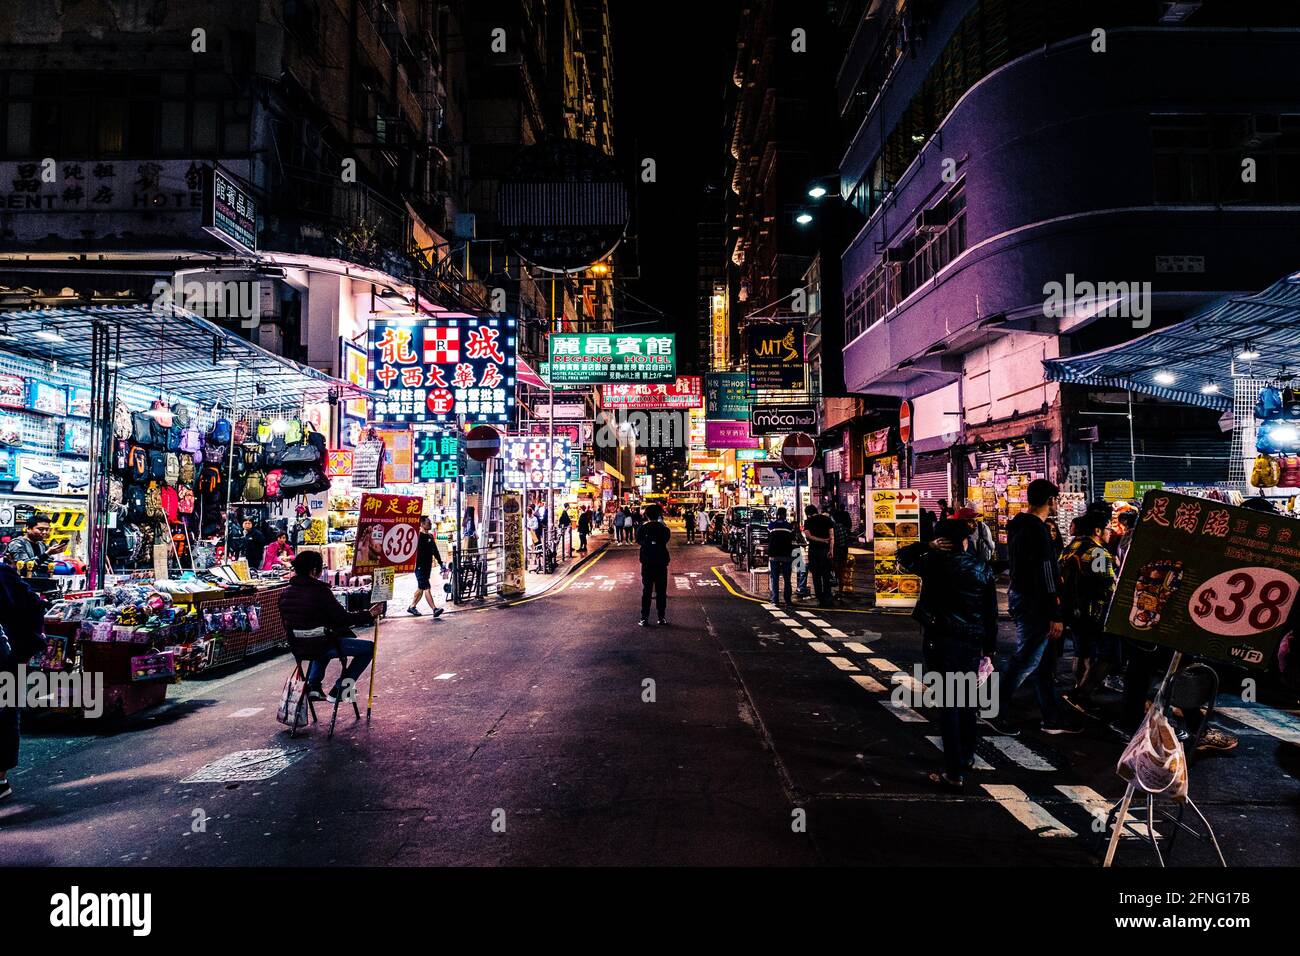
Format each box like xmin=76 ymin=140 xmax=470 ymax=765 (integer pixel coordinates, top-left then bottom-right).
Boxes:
xmin=407 ymin=516 xmax=446 ymax=618
xmin=1059 ymin=510 xmax=1117 ymax=715
xmin=0 ymin=560 xmax=48 ymax=801
xmin=898 ymin=518 xmax=999 ymax=790
xmin=696 ymin=509 xmax=710 ymax=544
xmin=684 ymin=507 xmax=696 ymax=543
xmin=767 ymin=507 xmax=796 ymax=605
xmin=802 ymin=505 xmax=836 ymax=607
xmin=831 ymin=499 xmax=853 ymax=594
xmin=613 ymin=507 xmax=626 ymax=544
xmin=559 ymin=505 xmax=572 ymax=552
xmin=953 ymin=507 xmax=995 ymax=562
xmin=577 ymin=506 xmax=592 ymax=553
xmin=636 ymin=504 xmax=671 ymax=626
xmin=993 ymin=478 xmax=1080 ymax=735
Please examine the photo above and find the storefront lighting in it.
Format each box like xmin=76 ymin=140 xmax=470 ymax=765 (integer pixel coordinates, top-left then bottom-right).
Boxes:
xmin=35 ymin=324 xmax=65 ymax=343
xmin=1237 ymin=345 xmax=1261 ymax=361
xmin=1153 ymin=371 xmax=1177 ymax=385
xmin=807 ymin=185 xmax=828 ymax=199
xmin=1200 ymin=381 xmax=1220 ymax=394
xmin=795 ymin=212 xmax=814 ymax=225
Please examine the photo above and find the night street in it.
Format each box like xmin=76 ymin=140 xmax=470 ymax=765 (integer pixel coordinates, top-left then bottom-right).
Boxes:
xmin=4 ymin=532 xmax=1295 ymax=867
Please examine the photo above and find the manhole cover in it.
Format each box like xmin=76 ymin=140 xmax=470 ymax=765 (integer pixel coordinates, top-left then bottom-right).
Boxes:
xmin=182 ymin=748 xmax=307 ymax=783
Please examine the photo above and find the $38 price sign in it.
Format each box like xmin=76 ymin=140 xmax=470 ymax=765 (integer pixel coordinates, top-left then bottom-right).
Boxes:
xmin=1188 ymin=567 xmax=1298 ymax=638
xmin=353 ymin=493 xmax=425 ymax=574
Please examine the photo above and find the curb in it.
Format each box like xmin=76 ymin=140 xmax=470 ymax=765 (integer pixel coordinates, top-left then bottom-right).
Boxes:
xmin=438 ymin=538 xmax=611 ymax=614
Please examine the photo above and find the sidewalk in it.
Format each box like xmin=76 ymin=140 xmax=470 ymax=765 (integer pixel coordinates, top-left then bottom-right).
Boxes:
xmin=390 ymin=530 xmax=610 ymax=614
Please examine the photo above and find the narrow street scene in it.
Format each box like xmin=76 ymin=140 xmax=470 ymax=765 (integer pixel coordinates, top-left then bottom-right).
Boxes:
xmin=0 ymin=0 xmax=1296 ymax=939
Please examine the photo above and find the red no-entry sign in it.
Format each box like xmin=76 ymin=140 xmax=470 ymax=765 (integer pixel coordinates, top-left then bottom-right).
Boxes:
xmin=780 ymin=432 xmax=816 ymax=470
xmin=465 ymin=425 xmax=502 ymax=461
xmin=899 ymin=400 xmax=913 ymax=443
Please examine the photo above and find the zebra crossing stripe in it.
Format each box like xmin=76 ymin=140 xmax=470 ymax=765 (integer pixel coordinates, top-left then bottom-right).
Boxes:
xmin=984 ymin=736 xmax=1057 ymax=772
xmin=868 ymin=657 xmax=900 ymax=673
xmin=792 ymin=627 xmax=816 ymax=639
xmin=852 ymin=675 xmax=888 ymax=693
xmin=981 ymin=785 xmax=1076 ymax=837
xmin=807 ymin=642 xmax=834 ymax=654
xmin=826 ymin=656 xmax=859 ymax=672
xmin=795 ymin=611 xmax=817 ymax=619
xmin=879 ymin=699 xmax=927 ymax=723
xmin=926 ymin=736 xmax=993 ymax=770
xmin=808 ymin=618 xmax=832 ymax=628
xmin=844 ymin=642 xmax=874 ymax=654
xmin=1054 ymin=785 xmax=1154 ymax=841
xmin=1218 ymin=706 xmax=1300 ymax=745
xmin=824 ymin=627 xmax=849 ymax=638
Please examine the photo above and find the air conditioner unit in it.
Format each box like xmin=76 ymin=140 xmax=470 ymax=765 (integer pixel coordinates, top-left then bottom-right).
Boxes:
xmin=882 ymin=243 xmax=910 ymax=264
xmin=1029 ymin=427 xmax=1052 ymax=447
xmin=917 ymin=202 xmax=949 ymax=233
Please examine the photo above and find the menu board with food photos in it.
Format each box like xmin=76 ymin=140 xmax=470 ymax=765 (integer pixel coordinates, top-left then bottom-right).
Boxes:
xmin=871 ymin=488 xmax=921 ymax=609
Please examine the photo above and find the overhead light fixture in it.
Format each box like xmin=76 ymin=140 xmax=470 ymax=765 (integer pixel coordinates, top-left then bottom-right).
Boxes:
xmin=807 ymin=185 xmax=827 ymax=199
xmin=216 ymin=357 xmax=240 ymax=366
xmin=795 ymin=212 xmax=814 ymax=225
xmin=35 ymin=324 xmax=65 ymax=343
xmin=1154 ymin=371 xmax=1177 ymax=385
xmin=1237 ymin=344 xmax=1261 ymax=361
xmin=1200 ymin=381 xmax=1220 ymax=394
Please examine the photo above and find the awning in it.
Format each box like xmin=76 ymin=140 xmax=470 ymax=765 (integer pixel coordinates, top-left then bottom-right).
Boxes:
xmin=0 ymin=303 xmax=376 ymax=409
xmin=516 ymin=356 xmax=548 ymax=389
xmin=1043 ymin=274 xmax=1300 ymax=411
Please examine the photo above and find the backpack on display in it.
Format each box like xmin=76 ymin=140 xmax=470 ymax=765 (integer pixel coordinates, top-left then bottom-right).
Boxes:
xmin=148 ymin=450 xmax=166 ymax=481
xmin=165 ymin=423 xmax=182 ymax=451
xmin=265 ymin=468 xmax=283 ymax=498
xmin=256 ymin=419 xmax=273 ymax=443
xmin=1280 ymin=455 xmax=1300 ymax=488
xmin=199 ymin=463 xmax=223 ymax=497
xmin=180 ymin=424 xmax=202 ymax=454
xmin=127 ymin=485 xmax=147 ymax=521
xmin=145 ymin=482 xmax=164 ymax=520
xmin=1252 ymin=454 xmax=1279 ymax=488
xmin=159 ymin=486 xmax=179 ymax=523
xmin=305 ymin=426 xmax=327 ymax=461
xmin=265 ymin=435 xmax=287 ymax=467
xmin=164 ymin=452 xmax=180 ymax=486
xmin=209 ymin=417 xmax=232 ymax=445
xmin=177 ymin=485 xmax=195 ymax=514
xmin=113 ymin=438 xmax=129 ymax=476
xmin=179 ymin=453 xmax=195 ymax=486
xmin=1257 ymin=418 xmax=1300 ymax=456
xmin=1284 ymin=386 xmax=1300 ymax=420
xmin=205 ymin=441 xmax=228 ymax=467
xmin=113 ymin=400 xmax=132 ymax=439
xmin=132 ymin=412 xmax=154 ymax=446
xmin=1256 ymin=387 xmax=1283 ymax=420
xmin=284 ymin=419 xmax=303 ymax=444
xmin=241 ymin=442 xmax=264 ymax=470
xmin=233 ymin=419 xmax=250 ymax=445
xmin=243 ymin=471 xmax=266 ymax=502
xmin=172 ymin=402 xmax=191 ymax=427
xmin=128 ymin=444 xmax=149 ymax=482
xmin=151 ymin=417 xmax=171 ymax=448
xmin=108 ymin=476 xmax=124 ymax=509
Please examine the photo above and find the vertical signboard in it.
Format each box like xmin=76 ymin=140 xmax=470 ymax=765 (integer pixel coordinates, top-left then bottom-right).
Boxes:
xmin=746 ymin=321 xmax=805 ymax=391
xmin=352 ymin=493 xmax=424 ymax=574
xmin=871 ymin=489 xmax=922 ymax=609
xmin=500 ymin=491 xmax=526 ymax=597
xmin=704 ymin=372 xmax=750 ymax=421
xmin=201 ymin=165 xmax=258 ymax=254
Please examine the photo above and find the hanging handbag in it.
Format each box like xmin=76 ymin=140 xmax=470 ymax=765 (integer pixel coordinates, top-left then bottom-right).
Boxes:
xmin=280 ymin=442 xmax=321 ymax=467
xmin=279 ymin=468 xmax=324 ymax=495
xmin=132 ymin=411 xmax=154 ymax=446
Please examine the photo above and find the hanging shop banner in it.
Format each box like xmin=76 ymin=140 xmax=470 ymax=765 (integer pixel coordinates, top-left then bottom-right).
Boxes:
xmin=502 ymin=437 xmax=573 ymax=489
xmin=745 ymin=321 xmax=805 ymax=391
xmin=201 ymin=165 xmax=258 ymax=254
xmin=601 ymin=376 xmax=703 ymax=410
xmin=500 ymin=491 xmax=526 ymax=598
xmin=865 ymin=427 xmax=891 ymax=457
xmin=871 ymin=489 xmax=922 ymax=609
xmin=413 ymin=428 xmax=460 ymax=481
xmin=352 ymin=493 xmax=424 ymax=575
xmin=1104 ymin=490 xmax=1300 ymax=669
xmin=368 ymin=315 xmax=517 ymax=425
xmin=532 ymin=401 xmax=587 ymax=419
xmin=325 ymin=449 xmax=353 ymax=478
xmin=548 ymin=333 xmax=676 ymax=384
xmin=352 ymin=440 xmax=385 ymax=489
xmin=370 ymin=426 xmax=414 ymax=484
xmin=340 ymin=338 xmax=369 ymax=422
xmin=705 ymin=420 xmax=760 ymax=449
xmin=529 ymin=421 xmax=582 ymax=445
xmin=750 ymin=403 xmax=818 ymax=435
xmin=689 ymin=407 xmax=707 ymax=451
xmin=705 ymin=372 xmax=750 ymax=421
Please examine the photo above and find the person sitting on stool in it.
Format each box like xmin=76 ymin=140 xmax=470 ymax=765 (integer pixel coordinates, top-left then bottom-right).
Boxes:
xmin=280 ymin=551 xmax=380 ymax=702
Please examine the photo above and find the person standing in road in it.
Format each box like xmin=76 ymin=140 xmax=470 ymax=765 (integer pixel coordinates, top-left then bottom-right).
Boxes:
xmin=1059 ymin=510 xmax=1116 ymax=715
xmin=994 ymin=478 xmax=1080 ymax=735
xmin=696 ymin=509 xmax=710 ymax=544
xmin=636 ymin=504 xmax=672 ymax=626
xmin=0 ymin=559 xmax=48 ymax=801
xmin=577 ymin=505 xmax=592 ymax=554
xmin=613 ymin=507 xmax=626 ymax=544
xmin=830 ymin=499 xmax=853 ymax=596
xmin=407 ymin=516 xmax=446 ymax=618
xmin=767 ymin=507 xmax=796 ymax=605
xmin=898 ymin=518 xmax=999 ymax=790
xmin=803 ymin=505 xmax=836 ymax=607
xmin=953 ymin=507 xmax=995 ymax=562
xmin=683 ymin=507 xmax=696 ymax=543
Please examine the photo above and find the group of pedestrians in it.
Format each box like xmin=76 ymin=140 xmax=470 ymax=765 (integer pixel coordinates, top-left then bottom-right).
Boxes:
xmin=610 ymin=506 xmax=645 ymax=544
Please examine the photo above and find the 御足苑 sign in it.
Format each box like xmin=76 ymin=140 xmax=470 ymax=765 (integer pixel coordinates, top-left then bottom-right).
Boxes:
xmin=745 ymin=321 xmax=805 ymax=391
xmin=1105 ymin=490 xmax=1300 ymax=669
xmin=369 ymin=316 xmax=517 ymax=425
xmin=413 ymin=428 xmax=460 ymax=482
xmin=202 ymin=165 xmax=258 ymax=254
xmin=750 ymin=403 xmax=818 ymax=435
xmin=705 ymin=420 xmax=759 ymax=449
xmin=352 ymin=493 xmax=424 ymax=575
xmin=548 ymin=333 xmax=675 ymax=384
xmin=601 ymin=376 xmax=703 ymax=410
xmin=503 ymin=437 xmax=573 ymax=489
xmin=704 ymin=372 xmax=750 ymax=421
xmin=352 ymin=440 xmax=385 ymax=489
xmin=871 ymin=489 xmax=922 ymax=609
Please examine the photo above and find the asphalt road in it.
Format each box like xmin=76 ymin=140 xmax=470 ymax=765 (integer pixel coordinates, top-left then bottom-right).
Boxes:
xmin=2 ymin=532 xmax=1298 ymax=866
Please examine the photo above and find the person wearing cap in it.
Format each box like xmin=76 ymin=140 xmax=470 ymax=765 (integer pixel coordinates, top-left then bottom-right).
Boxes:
xmin=952 ymin=507 xmax=995 ymax=562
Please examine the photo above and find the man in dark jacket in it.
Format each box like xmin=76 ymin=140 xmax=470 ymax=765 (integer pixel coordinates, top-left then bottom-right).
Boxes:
xmin=899 ymin=519 xmax=998 ymax=789
xmin=280 ymin=551 xmax=380 ymax=700
xmin=998 ymin=478 xmax=1079 ymax=735
xmin=576 ymin=506 xmax=592 ymax=553
xmin=636 ymin=504 xmax=671 ymax=626
xmin=767 ymin=508 xmax=796 ymax=605
xmin=0 ymin=561 xmax=48 ymax=800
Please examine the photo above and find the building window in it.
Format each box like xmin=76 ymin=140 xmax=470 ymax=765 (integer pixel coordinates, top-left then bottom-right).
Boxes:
xmin=1153 ymin=113 xmax=1300 ymax=205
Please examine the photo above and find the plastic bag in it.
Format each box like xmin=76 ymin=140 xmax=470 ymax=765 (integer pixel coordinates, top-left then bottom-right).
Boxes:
xmin=1116 ymin=706 xmax=1188 ymax=802
xmin=276 ymin=670 xmax=311 ymax=729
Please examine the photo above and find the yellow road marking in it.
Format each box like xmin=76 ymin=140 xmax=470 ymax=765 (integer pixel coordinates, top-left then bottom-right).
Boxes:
xmin=709 ymin=565 xmax=880 ymax=614
xmin=506 ymin=550 xmax=608 ymax=606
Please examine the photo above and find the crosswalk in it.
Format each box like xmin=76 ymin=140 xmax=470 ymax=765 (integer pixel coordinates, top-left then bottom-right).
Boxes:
xmin=570 ymin=572 xmax=722 ymax=591
xmin=750 ymin=596 xmax=1300 ymax=845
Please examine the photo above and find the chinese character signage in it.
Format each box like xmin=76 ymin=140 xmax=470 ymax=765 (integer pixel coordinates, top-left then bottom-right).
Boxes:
xmin=601 ymin=376 xmax=702 ymax=410
xmin=746 ymin=321 xmax=805 ymax=391
xmin=705 ymin=373 xmax=750 ymax=421
xmin=202 ymin=165 xmax=257 ymax=254
xmin=370 ymin=427 xmax=413 ymax=484
xmin=548 ymin=333 xmax=675 ymax=384
xmin=1105 ymin=491 xmax=1300 ymax=669
xmin=353 ymin=493 xmax=424 ymax=574
xmin=871 ymin=489 xmax=922 ymax=609
xmin=340 ymin=338 xmax=369 ymax=423
xmin=369 ymin=316 xmax=517 ymax=425
xmin=413 ymin=428 xmax=460 ymax=482
xmin=705 ymin=420 xmax=759 ymax=449
xmin=502 ymin=437 xmax=573 ymax=489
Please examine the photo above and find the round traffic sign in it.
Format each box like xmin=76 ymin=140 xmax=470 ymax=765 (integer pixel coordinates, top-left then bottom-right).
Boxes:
xmin=780 ymin=432 xmax=816 ymax=470
xmin=466 ymin=425 xmax=502 ymax=462
xmin=899 ymin=400 xmax=913 ymax=443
